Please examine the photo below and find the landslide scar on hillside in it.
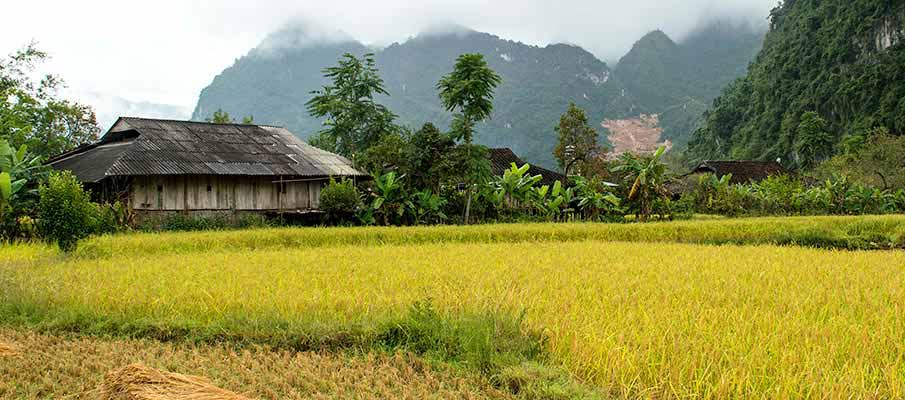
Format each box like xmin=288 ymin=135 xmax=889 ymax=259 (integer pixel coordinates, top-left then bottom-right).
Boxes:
xmin=602 ymin=114 xmax=672 ymax=158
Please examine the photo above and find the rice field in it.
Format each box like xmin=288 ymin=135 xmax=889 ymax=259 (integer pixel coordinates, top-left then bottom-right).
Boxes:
xmin=2 ymin=216 xmax=905 ymax=398
xmin=0 ymin=328 xmax=506 ymax=399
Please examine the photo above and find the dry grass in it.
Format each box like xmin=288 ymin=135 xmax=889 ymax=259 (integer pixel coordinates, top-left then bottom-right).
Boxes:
xmin=101 ymin=363 xmax=251 ymax=400
xmin=0 ymin=341 xmax=17 ymax=357
xmin=0 ymin=328 xmax=508 ymax=399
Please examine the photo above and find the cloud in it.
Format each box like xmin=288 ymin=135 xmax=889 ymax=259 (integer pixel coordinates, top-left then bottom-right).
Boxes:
xmin=1 ymin=0 xmax=775 ymax=124
xmin=253 ymin=17 xmax=357 ymax=58
xmin=71 ymin=91 xmax=191 ymax=131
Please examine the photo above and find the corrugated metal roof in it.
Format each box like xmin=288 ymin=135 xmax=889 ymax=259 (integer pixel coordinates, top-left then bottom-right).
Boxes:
xmin=49 ymin=117 xmax=365 ymax=182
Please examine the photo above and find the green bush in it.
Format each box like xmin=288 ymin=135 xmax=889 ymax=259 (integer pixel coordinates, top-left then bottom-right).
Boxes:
xmin=320 ymin=178 xmax=362 ymax=225
xmin=37 ymin=171 xmax=96 ymax=252
xmin=94 ymin=202 xmax=128 ymax=236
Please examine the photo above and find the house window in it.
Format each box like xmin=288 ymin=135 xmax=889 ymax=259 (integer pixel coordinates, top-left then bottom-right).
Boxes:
xmin=206 ymin=185 xmax=212 ymax=192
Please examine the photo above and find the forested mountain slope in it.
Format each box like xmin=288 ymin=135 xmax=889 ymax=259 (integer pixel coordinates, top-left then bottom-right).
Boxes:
xmin=687 ymin=0 xmax=905 ymax=166
xmin=193 ymin=22 xmax=763 ymax=167
xmin=615 ymin=22 xmax=764 ymax=147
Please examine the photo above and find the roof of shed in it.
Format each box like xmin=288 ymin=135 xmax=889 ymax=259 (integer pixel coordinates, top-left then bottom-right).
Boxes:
xmin=49 ymin=117 xmax=364 ymax=183
xmin=488 ymin=148 xmax=565 ymax=187
xmin=689 ymin=160 xmax=790 ymax=185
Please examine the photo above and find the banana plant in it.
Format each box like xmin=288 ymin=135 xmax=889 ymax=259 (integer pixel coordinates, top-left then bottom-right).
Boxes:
xmin=411 ymin=189 xmax=447 ymax=225
xmin=612 ymin=146 xmax=669 ymax=221
xmin=370 ymin=171 xmax=412 ymax=225
xmin=494 ymin=163 xmax=542 ymax=211
xmin=0 ymin=141 xmax=42 ymax=219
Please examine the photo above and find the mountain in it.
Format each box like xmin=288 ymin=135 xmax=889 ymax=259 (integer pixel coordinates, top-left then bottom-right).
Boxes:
xmin=193 ymin=22 xmax=763 ymax=168
xmin=687 ymin=1 xmax=905 ymax=166
xmin=614 ymin=22 xmax=765 ymax=148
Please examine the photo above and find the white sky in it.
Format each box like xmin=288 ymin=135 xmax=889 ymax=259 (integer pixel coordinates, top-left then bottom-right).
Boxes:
xmin=1 ymin=0 xmax=775 ymax=130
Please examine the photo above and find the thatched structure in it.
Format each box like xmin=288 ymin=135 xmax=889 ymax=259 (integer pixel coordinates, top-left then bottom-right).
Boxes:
xmin=48 ymin=118 xmax=364 ymax=219
xmin=100 ymin=363 xmax=250 ymax=400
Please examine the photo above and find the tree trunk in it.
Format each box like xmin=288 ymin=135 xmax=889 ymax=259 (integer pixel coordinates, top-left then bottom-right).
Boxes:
xmin=464 ymin=188 xmax=473 ymax=225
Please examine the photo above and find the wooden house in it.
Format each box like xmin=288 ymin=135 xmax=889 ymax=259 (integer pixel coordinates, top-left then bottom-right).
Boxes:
xmin=48 ymin=117 xmax=365 ymax=220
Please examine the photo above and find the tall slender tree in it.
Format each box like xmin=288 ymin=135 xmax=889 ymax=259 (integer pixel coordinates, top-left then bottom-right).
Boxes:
xmin=554 ymin=103 xmax=600 ymax=174
xmin=437 ymin=54 xmax=501 ymax=223
xmin=306 ymin=53 xmax=398 ymax=161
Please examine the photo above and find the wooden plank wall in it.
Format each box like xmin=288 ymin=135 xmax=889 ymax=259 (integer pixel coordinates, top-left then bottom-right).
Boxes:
xmin=132 ymin=176 xmax=326 ymax=211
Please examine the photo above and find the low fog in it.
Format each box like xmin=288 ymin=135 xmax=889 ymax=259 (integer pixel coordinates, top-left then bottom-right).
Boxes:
xmin=1 ymin=0 xmax=775 ymax=129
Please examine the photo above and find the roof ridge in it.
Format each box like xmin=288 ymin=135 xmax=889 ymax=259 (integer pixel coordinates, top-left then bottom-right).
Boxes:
xmin=119 ymin=116 xmax=286 ymax=129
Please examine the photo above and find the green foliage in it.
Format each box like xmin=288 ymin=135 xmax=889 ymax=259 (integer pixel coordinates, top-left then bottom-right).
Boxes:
xmin=306 ymin=53 xmax=399 ymax=158
xmin=437 ymin=53 xmax=502 ymax=144
xmin=36 ymin=171 xmax=95 ymax=251
xmin=194 ymin=25 xmax=761 ymax=168
xmin=613 ymin=146 xmax=671 ymax=221
xmin=206 ymin=109 xmax=254 ymax=124
xmin=615 ymin=24 xmax=765 ymax=147
xmin=574 ymin=177 xmax=622 ymax=221
xmin=357 ymin=129 xmax=410 ymax=174
xmin=794 ymin=111 xmax=834 ymax=169
xmin=404 ymin=123 xmax=456 ymax=191
xmin=689 ymin=1 xmax=905 ymax=165
xmin=681 ymin=173 xmax=905 ymax=218
xmin=492 ymin=163 xmax=543 ymax=213
xmin=320 ymin=178 xmax=362 ymax=225
xmin=369 ymin=171 xmax=410 ymax=226
xmin=816 ymin=129 xmax=905 ymax=189
xmin=1 ymin=43 xmax=99 ymax=158
xmin=410 ymin=190 xmax=447 ymax=225
xmin=0 ymin=140 xmax=48 ymax=240
xmin=553 ymin=103 xmax=600 ymax=171
xmin=377 ymin=300 xmax=543 ymax=379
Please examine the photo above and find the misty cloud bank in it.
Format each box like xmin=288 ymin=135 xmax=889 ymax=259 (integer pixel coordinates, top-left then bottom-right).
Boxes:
xmin=2 ymin=0 xmax=777 ymax=126
xmin=251 ymin=0 xmax=775 ymax=62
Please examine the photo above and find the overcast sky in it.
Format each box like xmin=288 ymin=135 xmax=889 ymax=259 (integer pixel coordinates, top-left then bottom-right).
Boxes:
xmin=1 ymin=0 xmax=775 ymax=130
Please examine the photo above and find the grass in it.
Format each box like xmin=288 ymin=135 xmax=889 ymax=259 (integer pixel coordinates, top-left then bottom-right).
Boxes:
xmin=0 ymin=328 xmax=509 ymax=399
xmin=3 ymin=215 xmax=905 ymax=398
xmin=57 ymin=215 xmax=905 ymax=259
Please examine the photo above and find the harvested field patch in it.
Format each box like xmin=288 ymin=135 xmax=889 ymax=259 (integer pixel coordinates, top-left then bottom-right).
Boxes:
xmin=101 ymin=363 xmax=250 ymax=400
xmin=0 ymin=341 xmax=16 ymax=357
xmin=0 ymin=328 xmax=508 ymax=399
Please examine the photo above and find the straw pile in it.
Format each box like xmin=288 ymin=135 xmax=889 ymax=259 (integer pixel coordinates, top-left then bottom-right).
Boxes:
xmin=100 ymin=363 xmax=250 ymax=400
xmin=0 ymin=341 xmax=17 ymax=357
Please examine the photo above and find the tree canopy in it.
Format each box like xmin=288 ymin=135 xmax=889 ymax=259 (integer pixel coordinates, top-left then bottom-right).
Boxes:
xmin=306 ymin=53 xmax=398 ymax=159
xmin=0 ymin=43 xmax=100 ymax=158
xmin=437 ymin=53 xmax=502 ymax=144
xmin=687 ymin=0 xmax=905 ymax=168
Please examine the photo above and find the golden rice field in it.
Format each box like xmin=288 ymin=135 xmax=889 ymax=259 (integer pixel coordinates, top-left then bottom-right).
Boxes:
xmin=2 ymin=216 xmax=905 ymax=399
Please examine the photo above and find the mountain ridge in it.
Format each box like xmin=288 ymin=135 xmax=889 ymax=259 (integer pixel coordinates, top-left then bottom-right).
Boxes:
xmin=192 ymin=21 xmax=765 ymax=168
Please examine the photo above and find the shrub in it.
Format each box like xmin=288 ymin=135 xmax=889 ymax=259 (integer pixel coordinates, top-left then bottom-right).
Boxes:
xmin=320 ymin=178 xmax=362 ymax=225
xmin=94 ymin=202 xmax=128 ymax=235
xmin=37 ymin=171 xmax=96 ymax=251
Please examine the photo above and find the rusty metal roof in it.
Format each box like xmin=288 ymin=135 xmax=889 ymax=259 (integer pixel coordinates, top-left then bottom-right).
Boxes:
xmin=49 ymin=117 xmax=364 ymax=183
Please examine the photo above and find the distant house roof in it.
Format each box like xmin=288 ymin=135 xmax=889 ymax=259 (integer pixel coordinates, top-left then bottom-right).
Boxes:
xmin=48 ymin=117 xmax=365 ymax=183
xmin=688 ymin=160 xmax=791 ymax=185
xmin=488 ymin=148 xmax=565 ymax=186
